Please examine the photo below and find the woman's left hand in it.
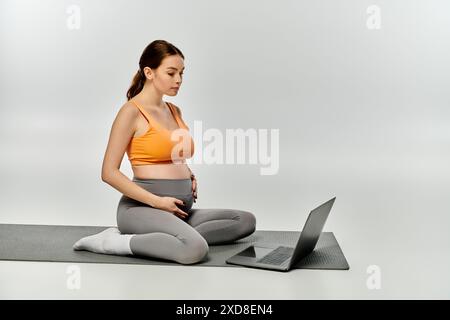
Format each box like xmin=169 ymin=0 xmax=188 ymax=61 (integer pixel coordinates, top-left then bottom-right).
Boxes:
xmin=191 ymin=176 xmax=198 ymax=202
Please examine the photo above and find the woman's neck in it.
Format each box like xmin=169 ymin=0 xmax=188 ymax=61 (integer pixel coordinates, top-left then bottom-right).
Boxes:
xmin=136 ymin=85 xmax=165 ymax=109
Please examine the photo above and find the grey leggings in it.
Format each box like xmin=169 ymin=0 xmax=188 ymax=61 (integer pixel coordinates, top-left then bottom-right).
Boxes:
xmin=117 ymin=177 xmax=256 ymax=265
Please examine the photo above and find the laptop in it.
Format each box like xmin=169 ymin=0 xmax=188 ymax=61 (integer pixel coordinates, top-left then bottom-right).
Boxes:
xmin=226 ymin=197 xmax=336 ymax=272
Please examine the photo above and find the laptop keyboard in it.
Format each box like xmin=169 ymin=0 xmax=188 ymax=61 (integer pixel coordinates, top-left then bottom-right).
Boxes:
xmin=257 ymin=246 xmax=294 ymax=265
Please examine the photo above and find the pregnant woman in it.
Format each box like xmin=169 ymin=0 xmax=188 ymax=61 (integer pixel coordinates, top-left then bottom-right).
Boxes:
xmin=73 ymin=40 xmax=256 ymax=264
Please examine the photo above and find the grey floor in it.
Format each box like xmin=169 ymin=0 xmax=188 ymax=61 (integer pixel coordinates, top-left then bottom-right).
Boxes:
xmin=0 ymin=254 xmax=448 ymax=300
xmin=1 ymin=227 xmax=449 ymax=299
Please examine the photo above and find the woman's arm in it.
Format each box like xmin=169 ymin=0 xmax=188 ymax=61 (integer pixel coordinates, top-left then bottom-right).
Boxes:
xmin=101 ymin=103 xmax=161 ymax=207
xmin=173 ymin=103 xmax=197 ymax=199
xmin=186 ymin=165 xmax=197 ymax=202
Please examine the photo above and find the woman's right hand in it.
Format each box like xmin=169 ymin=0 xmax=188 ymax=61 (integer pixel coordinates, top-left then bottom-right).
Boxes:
xmin=154 ymin=196 xmax=189 ymax=219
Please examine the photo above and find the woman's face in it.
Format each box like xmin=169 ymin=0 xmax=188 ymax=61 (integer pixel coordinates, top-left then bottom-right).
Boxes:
xmin=145 ymin=55 xmax=185 ymax=96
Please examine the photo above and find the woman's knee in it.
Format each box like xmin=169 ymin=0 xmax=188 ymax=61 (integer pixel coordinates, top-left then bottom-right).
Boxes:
xmin=237 ymin=210 xmax=256 ymax=236
xmin=116 ymin=209 xmax=130 ymax=234
xmin=176 ymin=236 xmax=209 ymax=265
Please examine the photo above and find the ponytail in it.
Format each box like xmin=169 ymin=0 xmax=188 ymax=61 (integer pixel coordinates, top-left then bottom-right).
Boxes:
xmin=126 ymin=69 xmax=146 ymax=101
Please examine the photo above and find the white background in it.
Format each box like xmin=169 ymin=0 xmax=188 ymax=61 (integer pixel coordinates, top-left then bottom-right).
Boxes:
xmin=1 ymin=0 xmax=449 ymax=299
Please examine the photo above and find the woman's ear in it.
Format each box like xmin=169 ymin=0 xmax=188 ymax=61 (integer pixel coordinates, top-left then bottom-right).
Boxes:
xmin=143 ymin=67 xmax=153 ymax=80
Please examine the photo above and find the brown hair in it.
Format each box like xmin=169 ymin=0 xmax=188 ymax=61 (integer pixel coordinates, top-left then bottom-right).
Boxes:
xmin=126 ymin=40 xmax=185 ymax=101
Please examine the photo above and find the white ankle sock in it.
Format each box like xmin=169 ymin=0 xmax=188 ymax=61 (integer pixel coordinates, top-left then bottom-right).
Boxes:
xmin=73 ymin=227 xmax=134 ymax=256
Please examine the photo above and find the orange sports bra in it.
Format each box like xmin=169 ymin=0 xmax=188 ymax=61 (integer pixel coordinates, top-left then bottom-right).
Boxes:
xmin=126 ymin=100 xmax=195 ymax=166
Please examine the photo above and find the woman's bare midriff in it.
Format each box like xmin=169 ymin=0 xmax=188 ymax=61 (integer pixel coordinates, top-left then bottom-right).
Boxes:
xmin=132 ymin=163 xmax=192 ymax=180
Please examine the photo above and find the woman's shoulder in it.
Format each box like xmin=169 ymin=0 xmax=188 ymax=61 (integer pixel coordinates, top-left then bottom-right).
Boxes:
xmin=123 ymin=99 xmax=140 ymax=109
xmin=113 ymin=101 xmax=141 ymax=126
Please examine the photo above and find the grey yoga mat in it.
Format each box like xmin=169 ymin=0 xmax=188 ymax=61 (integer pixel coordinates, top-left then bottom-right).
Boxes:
xmin=0 ymin=224 xmax=350 ymax=270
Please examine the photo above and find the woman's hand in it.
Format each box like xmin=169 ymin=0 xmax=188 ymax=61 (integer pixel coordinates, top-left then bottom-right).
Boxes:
xmin=191 ymin=176 xmax=198 ymax=203
xmin=154 ymin=196 xmax=189 ymax=219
